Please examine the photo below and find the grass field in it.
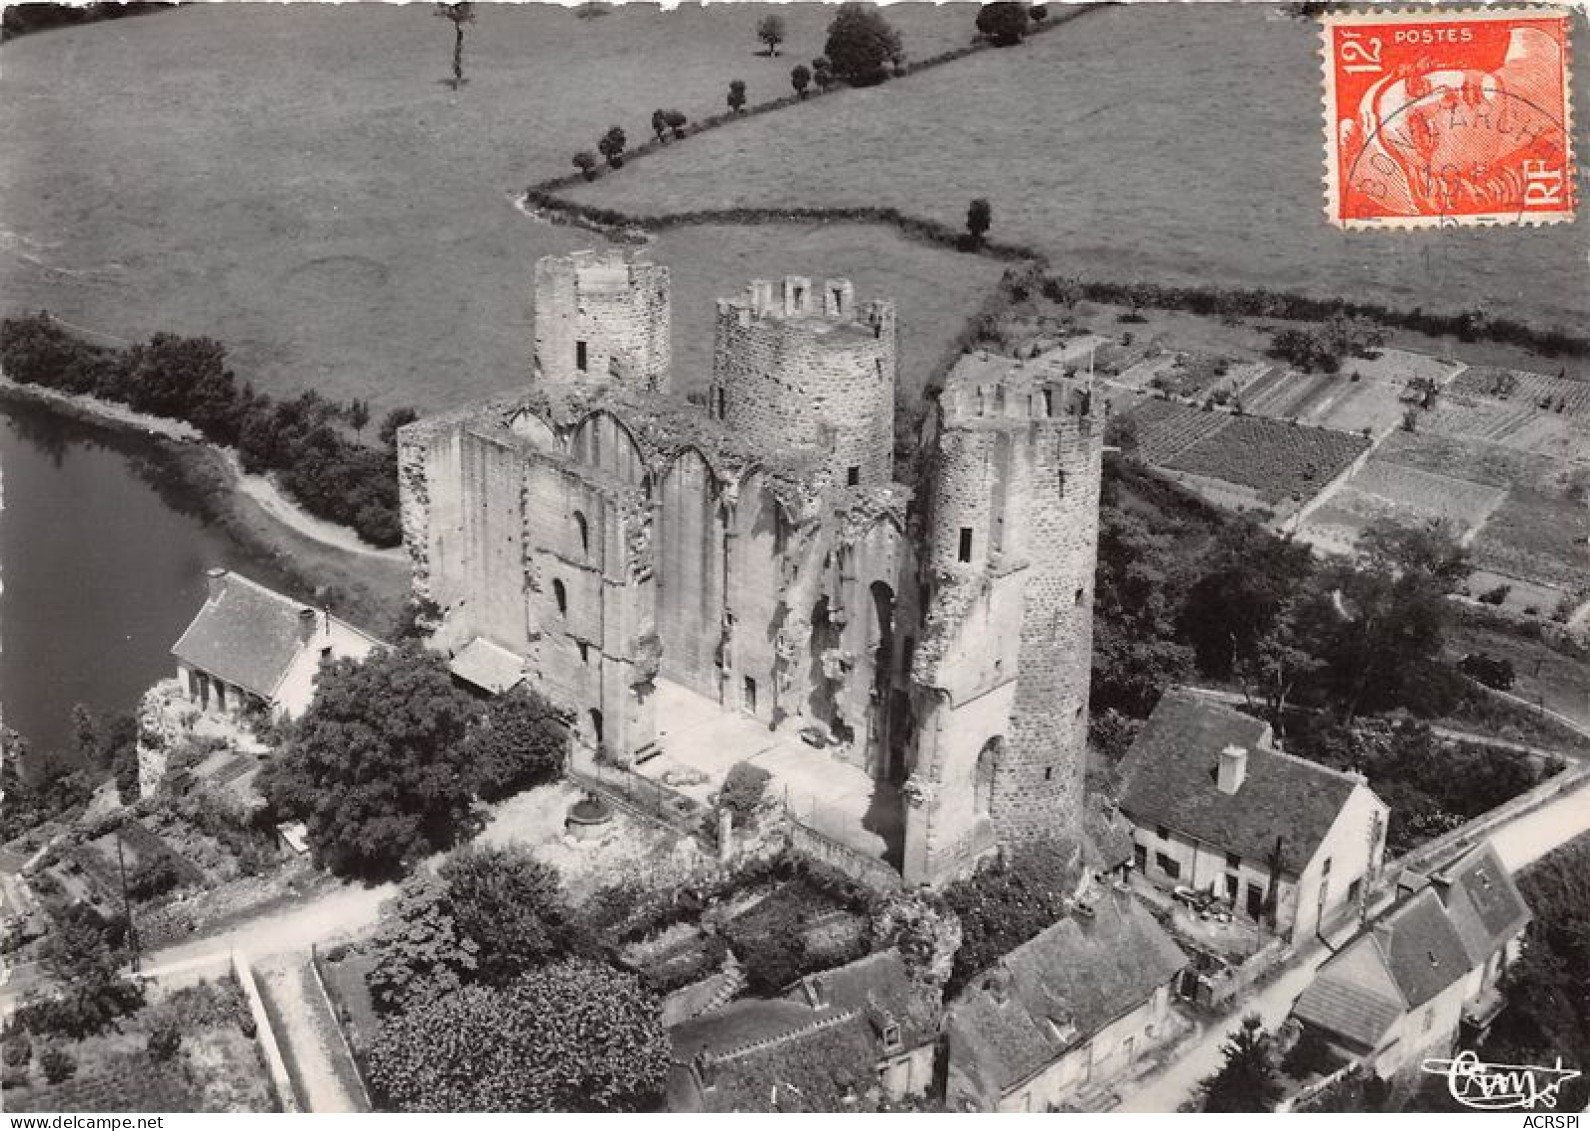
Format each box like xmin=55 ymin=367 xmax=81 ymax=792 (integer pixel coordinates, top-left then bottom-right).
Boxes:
xmin=566 ymin=3 xmax=1589 ymax=332
xmin=1297 ymin=458 xmax=1511 ymax=558
xmin=0 ymin=3 xmax=986 ymax=415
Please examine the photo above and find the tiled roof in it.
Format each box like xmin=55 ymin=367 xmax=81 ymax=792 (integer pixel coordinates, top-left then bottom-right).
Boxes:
xmin=1432 ymin=842 xmax=1531 ymax=967
xmin=947 ymin=890 xmax=1186 ymax=1098
xmin=448 ymin=637 xmax=526 ymax=695
xmin=1375 ymin=887 xmax=1472 ymax=1009
xmin=1296 ymin=883 xmax=1477 ymax=1049
xmin=171 ymin=572 xmax=320 ymax=700
xmin=1293 ymin=975 xmax=1404 ymax=1050
xmin=668 ymin=949 xmax=937 ymax=1113
xmin=1117 ymin=688 xmax=1365 ymax=876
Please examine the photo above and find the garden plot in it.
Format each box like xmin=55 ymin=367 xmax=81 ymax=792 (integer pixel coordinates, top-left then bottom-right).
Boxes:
xmin=1374 ymin=432 xmax=1590 ymax=590
xmin=1125 ymin=399 xmax=1233 ymax=464
xmin=4 ymin=979 xmax=273 ymax=1113
xmin=1295 ymin=459 xmax=1510 ymax=557
xmin=1424 ymin=396 xmax=1590 ymax=460
xmin=1161 ymin=416 xmax=1370 ymax=509
xmin=1454 ymin=367 xmax=1590 ymax=418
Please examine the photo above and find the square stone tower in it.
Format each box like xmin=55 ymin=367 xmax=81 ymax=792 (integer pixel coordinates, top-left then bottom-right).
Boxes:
xmin=534 ymin=249 xmax=671 ymax=393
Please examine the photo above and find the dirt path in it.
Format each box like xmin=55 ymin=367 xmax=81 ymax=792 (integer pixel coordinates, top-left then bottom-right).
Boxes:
xmin=221 ymin=451 xmax=405 ymax=561
xmin=256 ymin=954 xmax=368 ymax=1113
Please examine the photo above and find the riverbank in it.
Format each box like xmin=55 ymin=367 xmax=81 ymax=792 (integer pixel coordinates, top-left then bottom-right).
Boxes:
xmin=0 ymin=376 xmax=408 ymax=635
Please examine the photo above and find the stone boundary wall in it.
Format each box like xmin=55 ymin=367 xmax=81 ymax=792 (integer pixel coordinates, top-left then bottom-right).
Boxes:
xmin=1384 ymin=758 xmax=1590 ymax=886
xmin=307 ymin=945 xmax=375 ymax=1112
xmin=782 ymin=814 xmax=902 ymax=893
xmin=231 ymin=950 xmax=301 ymax=1114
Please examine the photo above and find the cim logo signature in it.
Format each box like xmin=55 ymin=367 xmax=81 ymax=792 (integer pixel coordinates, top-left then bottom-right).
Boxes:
xmin=1420 ymin=1049 xmax=1582 ymax=1112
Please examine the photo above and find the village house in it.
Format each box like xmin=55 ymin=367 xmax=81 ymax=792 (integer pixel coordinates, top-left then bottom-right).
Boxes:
xmin=1291 ymin=840 xmax=1531 ymax=1077
xmin=666 ymin=949 xmax=939 ymax=1112
xmin=1116 ymin=688 xmax=1389 ymax=947
xmin=944 ymin=887 xmax=1188 ymax=1112
xmin=171 ymin=568 xmax=381 ymax=721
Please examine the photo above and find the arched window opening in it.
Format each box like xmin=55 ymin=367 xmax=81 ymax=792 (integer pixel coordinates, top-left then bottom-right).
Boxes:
xmin=553 ymin=578 xmax=568 ymax=616
xmin=574 ymin=511 xmax=590 ymax=557
xmin=974 ymin=737 xmax=1002 ymax=817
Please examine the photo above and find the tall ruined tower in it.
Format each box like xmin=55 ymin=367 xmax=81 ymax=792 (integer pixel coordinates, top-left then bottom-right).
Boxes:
xmin=902 ymin=352 xmax=1104 ymax=886
xmin=534 ymin=249 xmax=671 ymax=392
xmin=710 ymin=276 xmax=896 ymax=488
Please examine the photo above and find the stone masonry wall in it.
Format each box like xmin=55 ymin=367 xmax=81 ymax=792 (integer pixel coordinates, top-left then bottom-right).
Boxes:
xmin=535 ymin=250 xmax=671 ymax=393
xmin=711 ymin=277 xmax=895 ymax=489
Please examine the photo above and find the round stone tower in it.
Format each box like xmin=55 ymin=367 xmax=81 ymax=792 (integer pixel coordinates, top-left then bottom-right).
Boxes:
xmin=534 ymin=249 xmax=671 ymax=393
xmin=710 ymin=276 xmax=896 ymax=488
xmin=902 ymin=351 xmax=1104 ymax=885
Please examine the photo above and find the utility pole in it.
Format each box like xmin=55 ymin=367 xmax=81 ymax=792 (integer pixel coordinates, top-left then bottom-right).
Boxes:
xmin=115 ymin=827 xmax=141 ymax=974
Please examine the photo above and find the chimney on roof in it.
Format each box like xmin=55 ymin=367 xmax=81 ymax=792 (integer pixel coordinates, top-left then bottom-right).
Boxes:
xmin=1217 ymin=744 xmax=1248 ymax=795
xmin=298 ymin=607 xmax=320 ymax=646
xmin=206 ymin=567 xmax=228 ymax=601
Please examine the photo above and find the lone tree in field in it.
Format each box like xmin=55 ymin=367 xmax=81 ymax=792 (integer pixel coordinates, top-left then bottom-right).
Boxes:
xmin=663 ymin=109 xmax=688 ymax=139
xmin=572 ymin=150 xmax=598 ymax=180
xmin=598 ymin=125 xmax=627 ymax=169
xmin=824 ymin=3 xmax=902 ymax=86
xmin=965 ymin=197 xmax=993 ymax=247
xmin=976 ymin=2 xmax=1031 ymax=46
xmin=651 ymin=108 xmax=669 ymax=143
xmin=791 ymin=63 xmax=812 ymax=98
xmin=727 ymin=79 xmax=748 ymax=113
xmin=756 ymin=13 xmax=786 ymax=56
xmin=435 ymin=3 xmax=476 ymax=91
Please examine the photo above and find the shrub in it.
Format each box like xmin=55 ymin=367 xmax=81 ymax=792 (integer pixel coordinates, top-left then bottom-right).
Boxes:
xmin=2 ymin=1031 xmax=31 ymax=1069
xmin=147 ymin=1023 xmax=182 ymax=1062
xmin=965 ymin=197 xmax=992 ymax=248
xmin=663 ymin=109 xmax=687 ymax=139
xmin=40 ymin=1046 xmax=75 ymax=1085
xmin=1 ymin=1066 xmax=27 ymax=1090
xmin=727 ymin=79 xmax=747 ymax=113
xmin=791 ymin=64 xmax=811 ymax=98
xmin=1478 ymin=584 xmax=1512 ymax=606
xmin=127 ymin=853 xmax=183 ymax=901
xmin=719 ymin=761 xmax=772 ymax=827
xmin=943 ymin=834 xmax=1082 ymax=992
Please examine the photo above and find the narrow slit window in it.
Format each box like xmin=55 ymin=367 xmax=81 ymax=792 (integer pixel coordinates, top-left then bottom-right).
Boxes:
xmin=958 ymin=527 xmax=973 ymax=563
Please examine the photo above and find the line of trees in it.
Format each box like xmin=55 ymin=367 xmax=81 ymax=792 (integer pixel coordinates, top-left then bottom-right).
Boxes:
xmin=0 ymin=313 xmax=413 ymax=546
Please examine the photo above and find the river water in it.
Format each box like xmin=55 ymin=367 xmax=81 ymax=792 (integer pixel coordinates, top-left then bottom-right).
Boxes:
xmin=0 ymin=400 xmax=291 ymax=760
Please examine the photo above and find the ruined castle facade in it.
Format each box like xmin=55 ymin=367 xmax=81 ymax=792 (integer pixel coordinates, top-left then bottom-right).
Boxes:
xmin=398 ymin=249 xmax=1103 ymax=886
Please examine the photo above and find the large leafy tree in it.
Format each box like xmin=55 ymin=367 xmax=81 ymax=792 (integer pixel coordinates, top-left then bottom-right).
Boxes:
xmin=1294 ymin=519 xmax=1468 ymax=719
xmin=1199 ymin=1014 xmax=1284 ymax=1112
xmin=260 ymin=646 xmax=482 ymax=879
xmin=823 ymin=2 xmax=901 ymax=86
xmin=367 ymin=875 xmax=480 ymax=1013
xmin=439 ymin=843 xmax=586 ymax=986
xmin=1091 ymin=499 xmax=1196 ymax=717
xmin=976 ymin=2 xmax=1030 ymax=46
xmin=1179 ymin=521 xmax=1315 ymax=680
xmin=368 ymin=960 xmax=670 ymax=1112
xmin=465 ymin=687 xmax=566 ymax=803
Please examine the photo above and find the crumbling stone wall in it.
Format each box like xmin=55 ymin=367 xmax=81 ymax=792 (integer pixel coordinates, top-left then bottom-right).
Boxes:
xmin=534 ymin=249 xmax=671 ymax=393
xmin=711 ymin=277 xmax=896 ymax=489
xmin=902 ymin=353 xmax=1104 ymax=885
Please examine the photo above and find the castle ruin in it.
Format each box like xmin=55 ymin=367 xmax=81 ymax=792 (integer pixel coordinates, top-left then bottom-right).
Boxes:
xmin=397 ymin=248 xmax=1103 ymax=887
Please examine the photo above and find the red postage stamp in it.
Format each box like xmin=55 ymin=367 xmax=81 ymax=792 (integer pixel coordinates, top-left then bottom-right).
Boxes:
xmin=1322 ymin=7 xmax=1575 ymax=228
